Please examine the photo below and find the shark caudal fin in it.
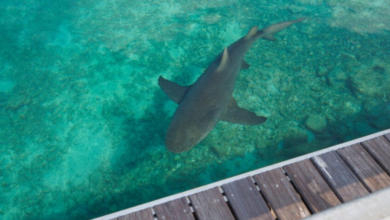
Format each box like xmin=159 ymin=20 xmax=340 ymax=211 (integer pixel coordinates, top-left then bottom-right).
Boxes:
xmin=253 ymin=18 xmax=306 ymax=41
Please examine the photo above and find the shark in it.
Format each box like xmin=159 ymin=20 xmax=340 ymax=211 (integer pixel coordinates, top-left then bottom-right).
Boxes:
xmin=159 ymin=18 xmax=306 ymax=153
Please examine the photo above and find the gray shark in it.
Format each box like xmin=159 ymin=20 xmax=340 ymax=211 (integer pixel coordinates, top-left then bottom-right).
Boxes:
xmin=159 ymin=18 xmax=305 ymax=153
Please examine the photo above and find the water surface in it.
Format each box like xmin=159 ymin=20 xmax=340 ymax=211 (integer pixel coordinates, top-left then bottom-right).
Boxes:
xmin=1 ymin=0 xmax=390 ymax=219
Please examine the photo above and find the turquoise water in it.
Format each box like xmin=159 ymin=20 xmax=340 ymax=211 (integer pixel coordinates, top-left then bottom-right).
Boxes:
xmin=1 ymin=0 xmax=390 ymax=219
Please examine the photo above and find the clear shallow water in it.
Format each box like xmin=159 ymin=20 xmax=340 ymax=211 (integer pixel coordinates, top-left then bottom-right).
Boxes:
xmin=1 ymin=0 xmax=390 ymax=219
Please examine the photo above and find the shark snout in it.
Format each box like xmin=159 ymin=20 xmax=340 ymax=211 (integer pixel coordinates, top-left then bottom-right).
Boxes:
xmin=165 ymin=125 xmax=201 ymax=153
xmin=165 ymin=135 xmax=194 ymax=153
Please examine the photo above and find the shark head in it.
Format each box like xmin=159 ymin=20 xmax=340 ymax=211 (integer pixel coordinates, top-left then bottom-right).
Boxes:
xmin=165 ymin=126 xmax=198 ymax=153
xmin=165 ymin=116 xmax=215 ymax=153
xmin=165 ymin=137 xmax=192 ymax=153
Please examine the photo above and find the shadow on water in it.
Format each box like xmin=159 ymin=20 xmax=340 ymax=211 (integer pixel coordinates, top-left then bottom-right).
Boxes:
xmin=108 ymin=88 xmax=170 ymax=168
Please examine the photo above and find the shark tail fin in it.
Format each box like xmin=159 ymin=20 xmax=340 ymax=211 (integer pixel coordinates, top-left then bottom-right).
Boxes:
xmin=216 ymin=48 xmax=229 ymax=72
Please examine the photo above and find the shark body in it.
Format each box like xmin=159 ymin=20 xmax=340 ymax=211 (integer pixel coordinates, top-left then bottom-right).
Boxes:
xmin=159 ymin=18 xmax=305 ymax=153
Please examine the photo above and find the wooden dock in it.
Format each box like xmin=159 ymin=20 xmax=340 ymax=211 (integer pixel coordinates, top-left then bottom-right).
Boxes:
xmin=95 ymin=129 xmax=390 ymax=220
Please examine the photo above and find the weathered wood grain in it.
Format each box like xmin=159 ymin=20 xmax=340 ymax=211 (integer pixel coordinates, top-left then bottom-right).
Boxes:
xmin=153 ymin=197 xmax=194 ymax=220
xmin=337 ymin=144 xmax=390 ymax=192
xmin=284 ymin=159 xmax=341 ymax=213
xmin=189 ymin=187 xmax=235 ymax=220
xmin=384 ymin=133 xmax=390 ymax=141
xmin=361 ymin=136 xmax=390 ymax=175
xmin=222 ymin=177 xmax=273 ymax=220
xmin=115 ymin=208 xmax=154 ymax=220
xmin=312 ymin=151 xmax=369 ymax=203
xmin=253 ymin=168 xmax=311 ymax=220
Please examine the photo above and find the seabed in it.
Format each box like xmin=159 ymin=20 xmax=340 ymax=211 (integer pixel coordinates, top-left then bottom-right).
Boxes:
xmin=0 ymin=0 xmax=390 ymax=219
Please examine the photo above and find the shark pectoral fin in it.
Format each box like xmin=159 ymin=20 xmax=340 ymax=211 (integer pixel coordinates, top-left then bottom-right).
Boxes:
xmin=241 ymin=61 xmax=250 ymax=70
xmin=261 ymin=34 xmax=276 ymax=41
xmin=221 ymin=98 xmax=267 ymax=125
xmin=158 ymin=76 xmax=190 ymax=104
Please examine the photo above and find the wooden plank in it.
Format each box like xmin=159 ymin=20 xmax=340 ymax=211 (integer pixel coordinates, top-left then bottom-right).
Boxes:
xmin=337 ymin=144 xmax=390 ymax=192
xmin=384 ymin=133 xmax=390 ymax=141
xmin=222 ymin=177 xmax=273 ymax=220
xmin=301 ymin=187 xmax=390 ymax=220
xmin=284 ymin=159 xmax=341 ymax=213
xmin=115 ymin=208 xmax=154 ymax=220
xmin=312 ymin=151 xmax=369 ymax=203
xmin=361 ymin=136 xmax=390 ymax=175
xmin=153 ymin=197 xmax=194 ymax=220
xmin=189 ymin=187 xmax=235 ymax=220
xmin=253 ymin=168 xmax=311 ymax=220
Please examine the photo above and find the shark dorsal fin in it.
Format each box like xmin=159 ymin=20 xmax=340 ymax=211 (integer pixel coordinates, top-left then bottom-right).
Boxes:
xmin=217 ymin=48 xmax=229 ymax=72
xmin=245 ymin=26 xmax=258 ymax=40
